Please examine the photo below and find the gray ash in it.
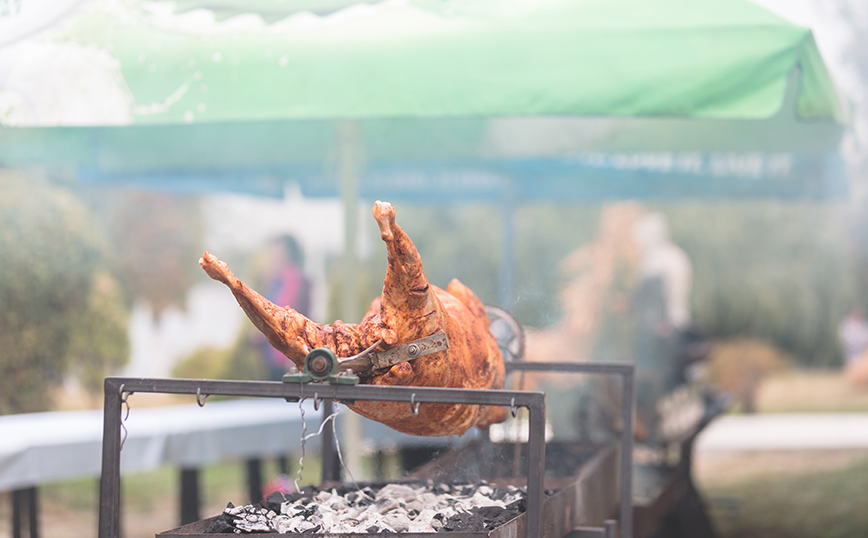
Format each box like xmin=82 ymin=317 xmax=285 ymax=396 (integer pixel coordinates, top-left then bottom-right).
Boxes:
xmin=205 ymin=481 xmax=527 ymax=534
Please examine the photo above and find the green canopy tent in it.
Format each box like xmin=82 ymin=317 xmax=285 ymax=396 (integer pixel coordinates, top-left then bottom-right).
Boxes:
xmin=0 ymin=0 xmax=845 ymax=170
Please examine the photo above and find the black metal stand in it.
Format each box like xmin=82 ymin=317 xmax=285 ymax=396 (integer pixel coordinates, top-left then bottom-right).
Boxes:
xmin=11 ymin=487 xmax=39 ymax=538
xmin=179 ymin=468 xmax=200 ymax=525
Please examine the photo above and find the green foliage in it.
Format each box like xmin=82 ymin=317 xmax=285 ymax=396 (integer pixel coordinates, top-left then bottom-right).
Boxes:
xmin=79 ymin=189 xmax=204 ymax=316
xmin=172 ymin=329 xmax=267 ymax=382
xmin=0 ymin=174 xmax=129 ymax=413
xmin=66 ymin=272 xmax=130 ymax=394
xmin=703 ymin=338 xmax=790 ymax=413
xmin=356 ymin=200 xmax=858 ymax=368
xmin=665 ymin=202 xmax=856 ymax=367
xmin=370 ymin=202 xmax=600 ymax=327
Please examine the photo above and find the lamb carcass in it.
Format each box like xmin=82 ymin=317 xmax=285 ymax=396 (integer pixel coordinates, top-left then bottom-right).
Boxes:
xmin=199 ymin=201 xmax=506 ymax=436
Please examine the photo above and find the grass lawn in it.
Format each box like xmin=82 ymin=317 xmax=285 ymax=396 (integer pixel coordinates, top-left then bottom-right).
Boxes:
xmin=694 ymin=368 xmax=868 ymax=538
xmin=755 ymin=369 xmax=868 ymax=413
xmin=696 ymin=450 xmax=868 ymax=538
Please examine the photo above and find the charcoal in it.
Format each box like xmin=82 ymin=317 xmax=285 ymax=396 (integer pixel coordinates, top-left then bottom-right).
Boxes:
xmin=204 ymin=514 xmax=236 ymax=534
xmin=282 ymin=491 xmax=306 ymax=503
xmin=264 ymin=491 xmax=286 ymax=513
xmin=210 ymin=480 xmax=529 ymax=534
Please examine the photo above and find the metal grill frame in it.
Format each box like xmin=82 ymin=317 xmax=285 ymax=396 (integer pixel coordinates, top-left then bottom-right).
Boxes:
xmin=98 ymin=379 xmax=546 ymax=538
xmin=97 ymin=361 xmax=633 ymax=538
xmin=504 ymin=361 xmax=634 ymax=538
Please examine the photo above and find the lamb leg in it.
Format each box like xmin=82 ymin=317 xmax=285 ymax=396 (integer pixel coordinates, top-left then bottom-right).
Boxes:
xmin=199 ymin=252 xmax=367 ymax=367
xmin=371 ymin=201 xmax=444 ymax=345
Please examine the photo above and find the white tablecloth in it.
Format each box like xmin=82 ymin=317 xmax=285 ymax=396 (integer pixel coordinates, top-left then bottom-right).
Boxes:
xmin=0 ymin=398 xmax=468 ymax=490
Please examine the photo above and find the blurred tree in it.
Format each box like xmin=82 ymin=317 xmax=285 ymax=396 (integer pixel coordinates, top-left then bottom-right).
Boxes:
xmin=393 ymin=201 xmax=854 ymax=368
xmin=702 ymin=338 xmax=790 ymax=413
xmin=0 ymin=173 xmax=129 ymax=414
xmin=81 ymin=189 xmax=204 ymax=318
xmin=395 ymin=203 xmax=600 ymax=327
xmin=191 ymin=199 xmax=854 ymax=372
xmin=172 ymin=330 xmax=266 ymax=382
xmin=666 ymin=202 xmax=855 ymax=367
xmin=828 ymin=0 xmax=868 ymax=310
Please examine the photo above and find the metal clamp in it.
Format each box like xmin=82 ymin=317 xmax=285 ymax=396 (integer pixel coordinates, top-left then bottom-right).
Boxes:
xmin=339 ymin=332 xmax=449 ymax=375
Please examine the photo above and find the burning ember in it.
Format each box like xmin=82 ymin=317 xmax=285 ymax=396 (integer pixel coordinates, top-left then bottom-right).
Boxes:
xmin=205 ymin=481 xmax=528 ymax=534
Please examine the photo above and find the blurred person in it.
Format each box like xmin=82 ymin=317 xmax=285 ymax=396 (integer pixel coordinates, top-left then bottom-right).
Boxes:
xmin=839 ymin=306 xmax=868 ymax=389
xmin=260 ymin=234 xmax=312 ymax=381
xmin=838 ymin=306 xmax=868 ymax=366
xmin=630 ymin=213 xmax=707 ymax=443
xmin=633 ymin=213 xmax=692 ymax=331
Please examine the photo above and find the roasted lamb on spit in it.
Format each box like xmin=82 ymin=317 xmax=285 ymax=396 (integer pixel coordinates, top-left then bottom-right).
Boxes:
xmin=200 ymin=201 xmax=506 ymax=436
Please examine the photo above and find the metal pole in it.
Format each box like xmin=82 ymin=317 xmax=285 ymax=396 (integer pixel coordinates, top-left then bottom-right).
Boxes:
xmin=499 ymin=179 xmax=516 ymax=309
xmin=12 ymin=488 xmax=21 ymax=538
xmin=179 ymin=468 xmax=200 ymax=525
xmin=27 ymin=487 xmax=38 ymax=538
xmin=620 ymin=367 xmax=635 ymax=538
xmin=338 ymin=120 xmax=364 ymax=479
xmin=320 ymin=400 xmax=340 ymax=483
xmin=245 ymin=460 xmax=262 ymax=505
xmin=98 ymin=378 xmax=123 ymax=538
xmin=525 ymin=393 xmax=546 ymax=538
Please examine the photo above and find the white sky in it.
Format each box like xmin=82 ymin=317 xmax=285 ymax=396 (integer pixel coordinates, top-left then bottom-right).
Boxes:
xmin=752 ymin=0 xmax=860 ymax=97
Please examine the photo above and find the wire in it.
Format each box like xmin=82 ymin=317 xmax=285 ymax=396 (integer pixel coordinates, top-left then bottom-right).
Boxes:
xmin=294 ymin=399 xmax=359 ymax=492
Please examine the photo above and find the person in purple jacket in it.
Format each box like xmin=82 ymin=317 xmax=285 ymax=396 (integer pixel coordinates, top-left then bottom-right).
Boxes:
xmin=261 ymin=234 xmax=312 ymax=381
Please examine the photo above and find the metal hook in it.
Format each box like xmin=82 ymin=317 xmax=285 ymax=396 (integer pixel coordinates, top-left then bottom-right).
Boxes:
xmin=410 ymin=393 xmax=420 ymax=415
xmin=510 ymin=397 xmax=518 ymax=418
xmin=119 ymin=384 xmax=133 ymax=404
xmin=118 ymin=384 xmax=132 ymax=420
xmin=196 ymin=388 xmax=208 ymax=407
xmin=313 ymin=393 xmax=321 ymax=411
xmin=118 ymin=384 xmax=132 ymax=451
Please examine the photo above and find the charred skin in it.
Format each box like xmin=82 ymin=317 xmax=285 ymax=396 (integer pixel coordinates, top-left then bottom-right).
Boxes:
xmin=199 ymin=201 xmax=506 ymax=436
